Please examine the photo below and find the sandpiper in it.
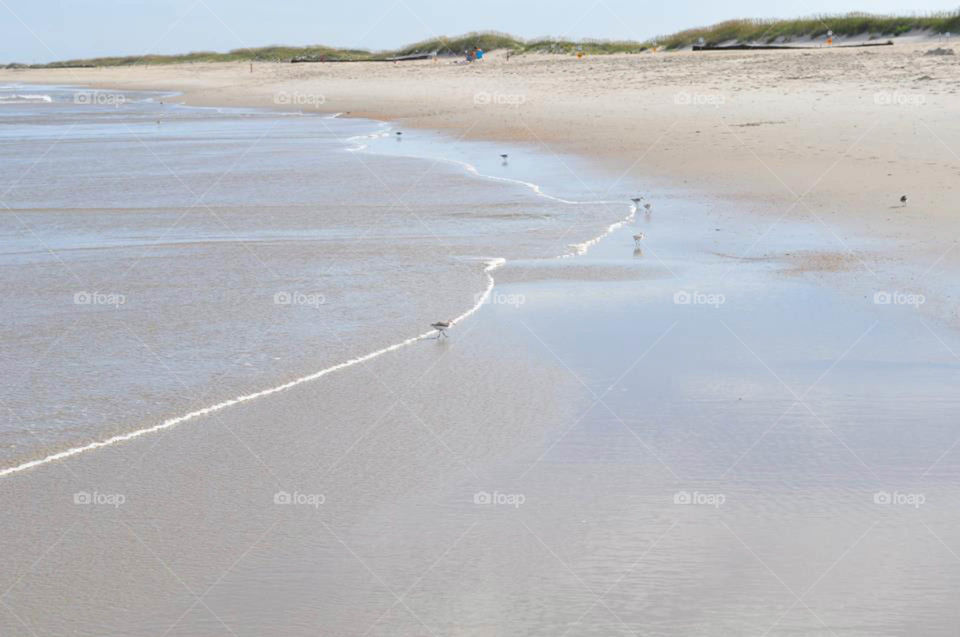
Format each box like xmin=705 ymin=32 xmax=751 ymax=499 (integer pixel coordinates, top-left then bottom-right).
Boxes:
xmin=633 ymin=233 xmax=645 ymax=247
xmin=900 ymin=195 xmax=908 ymax=206
xmin=431 ymin=321 xmax=451 ymax=339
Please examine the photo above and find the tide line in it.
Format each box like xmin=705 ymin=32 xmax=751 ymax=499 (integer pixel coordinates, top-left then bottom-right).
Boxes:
xmin=0 ymin=258 xmax=505 ymax=479
xmin=2 ymin=129 xmax=637 ymax=478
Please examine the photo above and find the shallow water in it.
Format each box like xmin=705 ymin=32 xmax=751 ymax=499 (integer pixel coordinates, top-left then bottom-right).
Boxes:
xmin=2 ymin=84 xmax=960 ymax=636
xmin=0 ymin=85 xmax=624 ymax=470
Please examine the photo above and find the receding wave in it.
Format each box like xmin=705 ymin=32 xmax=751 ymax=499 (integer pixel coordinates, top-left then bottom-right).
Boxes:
xmin=0 ymin=122 xmax=638 ymax=479
xmin=0 ymin=94 xmax=53 ymax=104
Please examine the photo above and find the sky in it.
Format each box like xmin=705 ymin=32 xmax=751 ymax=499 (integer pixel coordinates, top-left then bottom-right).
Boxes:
xmin=2 ymin=0 xmax=958 ymax=63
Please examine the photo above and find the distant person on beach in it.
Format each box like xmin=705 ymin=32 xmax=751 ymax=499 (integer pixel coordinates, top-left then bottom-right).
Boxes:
xmin=476 ymin=48 xmax=484 ymax=61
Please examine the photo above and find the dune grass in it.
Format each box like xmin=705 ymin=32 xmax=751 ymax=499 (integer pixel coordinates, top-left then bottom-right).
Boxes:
xmin=658 ymin=12 xmax=960 ymax=49
xmin=9 ymin=11 xmax=960 ymax=67
xmin=392 ymin=32 xmax=522 ymax=57
xmin=37 ymin=45 xmax=377 ymax=68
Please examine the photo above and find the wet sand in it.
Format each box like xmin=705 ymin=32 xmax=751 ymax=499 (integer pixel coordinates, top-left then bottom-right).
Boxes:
xmin=3 ymin=45 xmax=960 ymax=634
xmin=4 ymin=39 xmax=960 ymax=326
xmin=4 ymin=165 xmax=960 ymax=634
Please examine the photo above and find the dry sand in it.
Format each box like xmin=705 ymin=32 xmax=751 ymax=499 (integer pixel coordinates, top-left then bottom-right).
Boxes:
xmin=4 ymin=40 xmax=959 ymax=309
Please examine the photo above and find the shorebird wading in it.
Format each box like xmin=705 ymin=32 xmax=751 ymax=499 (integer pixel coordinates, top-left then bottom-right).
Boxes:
xmin=431 ymin=321 xmax=451 ymax=339
xmin=633 ymin=233 xmax=645 ymax=247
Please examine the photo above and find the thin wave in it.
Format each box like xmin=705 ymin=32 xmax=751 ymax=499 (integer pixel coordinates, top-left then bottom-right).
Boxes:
xmin=345 ymin=128 xmax=390 ymax=152
xmin=0 ymin=94 xmax=53 ymax=104
xmin=0 ymin=122 xmax=637 ymax=479
xmin=360 ymin=139 xmax=636 ymax=257
xmin=0 ymin=258 xmax=504 ymax=479
xmin=561 ymin=204 xmax=638 ymax=258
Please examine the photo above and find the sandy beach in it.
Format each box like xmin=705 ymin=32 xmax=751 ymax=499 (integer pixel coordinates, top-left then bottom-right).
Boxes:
xmin=4 ymin=39 xmax=960 ymax=309
xmin=4 ymin=39 xmax=960 ymax=635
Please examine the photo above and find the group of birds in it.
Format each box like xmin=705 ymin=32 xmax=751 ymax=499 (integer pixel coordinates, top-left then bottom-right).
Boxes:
xmin=632 ymin=196 xmax=651 ymax=248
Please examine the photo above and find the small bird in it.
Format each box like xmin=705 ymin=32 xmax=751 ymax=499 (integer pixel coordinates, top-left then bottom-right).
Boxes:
xmin=633 ymin=233 xmax=645 ymax=247
xmin=643 ymin=202 xmax=652 ymax=211
xmin=431 ymin=321 xmax=451 ymax=339
xmin=900 ymin=195 xmax=908 ymax=206
xmin=396 ymin=131 xmax=403 ymax=136
xmin=630 ymin=197 xmax=643 ymax=205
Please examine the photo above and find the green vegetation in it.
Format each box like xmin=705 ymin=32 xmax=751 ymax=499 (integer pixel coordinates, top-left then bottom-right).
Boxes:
xmin=8 ymin=11 xmax=960 ymax=67
xmin=35 ymin=45 xmax=378 ymax=68
xmin=391 ymin=32 xmax=522 ymax=57
xmin=522 ymin=39 xmax=648 ymax=54
xmin=657 ymin=12 xmax=960 ymax=49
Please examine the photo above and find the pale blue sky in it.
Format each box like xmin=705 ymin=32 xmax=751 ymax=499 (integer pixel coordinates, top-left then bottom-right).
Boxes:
xmin=2 ymin=0 xmax=958 ymax=63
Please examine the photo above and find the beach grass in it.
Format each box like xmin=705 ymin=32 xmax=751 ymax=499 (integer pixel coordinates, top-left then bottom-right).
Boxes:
xmin=657 ymin=12 xmax=960 ymax=48
xmin=10 ymin=11 xmax=960 ymax=67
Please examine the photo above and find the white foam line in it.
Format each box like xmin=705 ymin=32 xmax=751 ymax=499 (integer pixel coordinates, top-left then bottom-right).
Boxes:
xmin=345 ymin=129 xmax=390 ymax=152
xmin=0 ymin=94 xmax=53 ymax=103
xmin=560 ymin=204 xmax=638 ymax=258
xmin=2 ymin=124 xmax=639 ymax=479
xmin=373 ymin=147 xmax=620 ymax=207
xmin=356 ymin=141 xmax=637 ymax=258
xmin=0 ymin=259 xmax=505 ymax=479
